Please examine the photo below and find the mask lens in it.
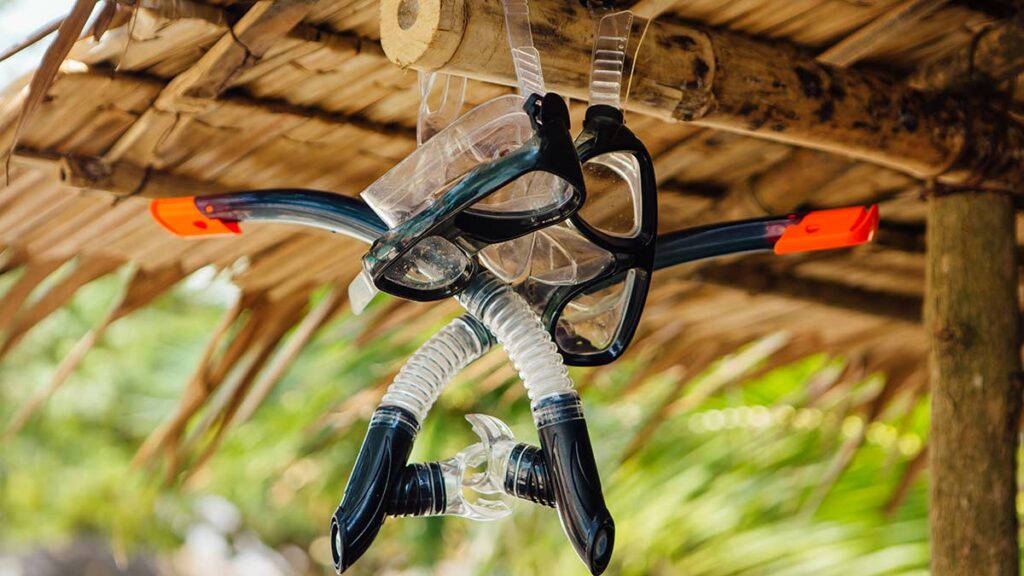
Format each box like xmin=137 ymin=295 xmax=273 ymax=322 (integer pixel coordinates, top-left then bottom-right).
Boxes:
xmin=478 ymin=234 xmax=537 ymax=284
xmin=526 ymin=224 xmax=614 ymax=286
xmin=383 ymin=236 xmax=470 ymax=292
xmin=554 ymin=269 xmax=637 ymax=355
xmin=578 ymin=151 xmax=642 ymax=238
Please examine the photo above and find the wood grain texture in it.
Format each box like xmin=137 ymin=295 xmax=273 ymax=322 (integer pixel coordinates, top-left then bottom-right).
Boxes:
xmin=926 ymin=192 xmax=1021 ymax=576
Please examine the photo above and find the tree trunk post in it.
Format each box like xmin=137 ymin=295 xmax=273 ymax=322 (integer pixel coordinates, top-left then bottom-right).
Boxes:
xmin=926 ymin=191 xmax=1021 ymax=575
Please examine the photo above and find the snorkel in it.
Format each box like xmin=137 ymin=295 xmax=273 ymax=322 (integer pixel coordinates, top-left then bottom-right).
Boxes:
xmin=330 ymin=315 xmax=500 ymax=571
xmin=343 ymin=2 xmax=614 ymax=572
xmin=150 ymin=192 xmax=879 ymax=574
xmin=457 ymin=273 xmax=615 ymax=573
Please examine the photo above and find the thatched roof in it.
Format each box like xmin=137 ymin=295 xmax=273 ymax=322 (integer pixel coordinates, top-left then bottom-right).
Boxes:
xmin=0 ymin=0 xmax=1019 ymax=471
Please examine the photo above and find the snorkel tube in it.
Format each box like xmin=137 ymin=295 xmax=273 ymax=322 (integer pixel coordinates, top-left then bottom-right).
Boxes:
xmin=457 ymin=273 xmax=615 ymax=574
xmin=349 ymin=1 xmax=615 ymax=568
xmin=331 ymin=314 xmax=494 ymax=572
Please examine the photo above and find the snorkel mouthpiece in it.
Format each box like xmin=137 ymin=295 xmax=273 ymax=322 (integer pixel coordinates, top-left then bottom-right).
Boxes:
xmin=330 ymin=406 xmax=418 ymax=573
xmin=534 ymin=392 xmax=615 ymax=575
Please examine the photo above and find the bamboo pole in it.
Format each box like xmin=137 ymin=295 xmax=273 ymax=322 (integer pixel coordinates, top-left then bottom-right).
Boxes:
xmin=926 ymin=191 xmax=1021 ymax=575
xmin=378 ymin=0 xmax=1024 ymax=188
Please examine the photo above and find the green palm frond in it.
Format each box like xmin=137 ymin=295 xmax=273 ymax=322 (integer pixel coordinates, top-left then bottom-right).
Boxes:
xmin=0 ymin=275 xmax=931 ymax=575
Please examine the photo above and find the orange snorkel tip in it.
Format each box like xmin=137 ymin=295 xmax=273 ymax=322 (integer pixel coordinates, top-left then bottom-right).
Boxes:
xmin=774 ymin=205 xmax=879 ymax=255
xmin=150 ymin=197 xmax=241 ymax=238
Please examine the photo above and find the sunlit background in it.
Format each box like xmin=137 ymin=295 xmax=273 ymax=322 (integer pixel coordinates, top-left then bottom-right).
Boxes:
xmin=0 ymin=0 xmax=69 ymax=84
xmin=0 ymin=3 xmax=932 ymax=575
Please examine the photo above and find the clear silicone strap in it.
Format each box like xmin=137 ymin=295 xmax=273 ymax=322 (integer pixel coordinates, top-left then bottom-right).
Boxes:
xmin=348 ymin=270 xmax=378 ymax=315
xmin=589 ymin=11 xmax=633 ymax=109
xmin=417 ymin=71 xmax=467 ymax=145
xmin=502 ymin=0 xmax=545 ymax=97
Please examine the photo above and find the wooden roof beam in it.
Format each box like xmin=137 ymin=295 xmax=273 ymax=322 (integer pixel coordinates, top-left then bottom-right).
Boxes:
xmin=11 ymin=149 xmax=224 ymax=198
xmin=380 ymin=0 xmax=1024 ymax=189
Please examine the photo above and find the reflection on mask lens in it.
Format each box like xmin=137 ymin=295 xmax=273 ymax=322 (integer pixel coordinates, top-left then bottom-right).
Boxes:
xmin=384 ymin=236 xmax=470 ymax=291
xmin=554 ymin=269 xmax=636 ymax=354
xmin=578 ymin=151 xmax=641 ymax=237
xmin=478 ymin=233 xmax=537 ymax=284
xmin=526 ymin=224 xmax=614 ymax=286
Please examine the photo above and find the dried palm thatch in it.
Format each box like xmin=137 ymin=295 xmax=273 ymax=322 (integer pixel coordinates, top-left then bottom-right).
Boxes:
xmin=0 ymin=0 xmax=1020 ymax=508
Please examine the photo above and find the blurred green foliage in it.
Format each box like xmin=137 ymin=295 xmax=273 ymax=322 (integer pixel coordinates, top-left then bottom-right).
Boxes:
xmin=0 ymin=265 xmax=930 ymax=574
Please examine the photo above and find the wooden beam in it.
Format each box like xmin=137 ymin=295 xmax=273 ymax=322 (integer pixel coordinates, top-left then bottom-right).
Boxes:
xmin=912 ymin=13 xmax=1024 ymax=93
xmin=379 ymin=0 xmax=1024 ymax=188
xmin=12 ymin=149 xmax=224 ymax=198
xmin=926 ymin=191 xmax=1021 ymax=575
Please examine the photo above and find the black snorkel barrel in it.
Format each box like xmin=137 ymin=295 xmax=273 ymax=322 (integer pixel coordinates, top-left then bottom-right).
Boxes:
xmin=330 ymin=406 xmax=418 ymax=573
xmin=534 ymin=392 xmax=615 ymax=575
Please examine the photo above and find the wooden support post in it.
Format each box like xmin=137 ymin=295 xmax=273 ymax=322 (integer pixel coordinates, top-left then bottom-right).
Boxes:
xmin=926 ymin=192 xmax=1021 ymax=575
xmin=379 ymin=0 xmax=1024 ymax=188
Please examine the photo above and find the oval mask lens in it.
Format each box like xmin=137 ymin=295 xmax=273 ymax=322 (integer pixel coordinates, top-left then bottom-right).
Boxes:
xmin=577 ymin=151 xmax=641 ymax=238
xmin=384 ymin=236 xmax=470 ymax=292
xmin=554 ymin=269 xmax=637 ymax=355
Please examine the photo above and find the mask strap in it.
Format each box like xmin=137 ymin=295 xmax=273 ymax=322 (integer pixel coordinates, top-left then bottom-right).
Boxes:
xmin=621 ymin=13 xmax=651 ymax=114
xmin=417 ymin=71 xmax=467 ymax=145
xmin=502 ymin=0 xmax=546 ymax=98
xmin=415 ymin=0 xmax=543 ymax=146
xmin=589 ymin=11 xmax=633 ymax=110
